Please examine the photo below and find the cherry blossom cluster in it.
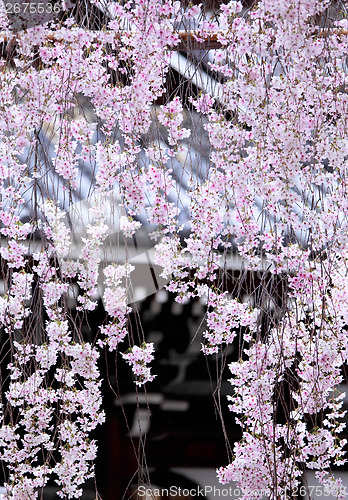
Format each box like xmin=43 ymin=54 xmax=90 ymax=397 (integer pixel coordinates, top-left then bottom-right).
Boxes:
xmin=0 ymin=0 xmax=347 ymax=497
xmin=0 ymin=0 xmax=185 ymax=495
xmin=99 ymin=263 xmax=134 ymax=351
xmin=183 ymin=0 xmax=348 ymax=497
xmin=158 ymin=97 xmax=191 ymax=147
xmin=122 ymin=343 xmax=156 ymax=387
xmin=202 ymin=291 xmax=258 ymax=355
